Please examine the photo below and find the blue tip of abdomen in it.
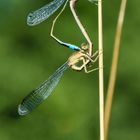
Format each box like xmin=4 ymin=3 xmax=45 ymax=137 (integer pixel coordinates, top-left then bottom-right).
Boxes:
xmin=62 ymin=42 xmax=81 ymax=51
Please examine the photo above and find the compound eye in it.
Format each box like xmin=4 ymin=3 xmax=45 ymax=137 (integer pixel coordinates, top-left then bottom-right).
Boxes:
xmin=81 ymin=43 xmax=89 ymax=50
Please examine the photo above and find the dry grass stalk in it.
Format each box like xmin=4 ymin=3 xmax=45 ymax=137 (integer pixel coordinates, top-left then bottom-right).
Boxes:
xmin=104 ymin=0 xmax=127 ymax=140
xmin=98 ymin=0 xmax=104 ymax=140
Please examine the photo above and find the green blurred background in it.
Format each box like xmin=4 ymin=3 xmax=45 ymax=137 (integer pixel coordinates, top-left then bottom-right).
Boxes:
xmin=0 ymin=0 xmax=139 ymax=140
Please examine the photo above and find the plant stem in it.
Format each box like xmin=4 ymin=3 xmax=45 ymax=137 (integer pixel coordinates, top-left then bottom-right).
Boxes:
xmin=70 ymin=0 xmax=93 ymax=56
xmin=104 ymin=1 xmax=127 ymax=140
xmin=98 ymin=0 xmax=104 ymax=140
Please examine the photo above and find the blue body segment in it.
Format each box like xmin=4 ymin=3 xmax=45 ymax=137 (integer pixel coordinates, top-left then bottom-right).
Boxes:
xmin=62 ymin=42 xmax=81 ymax=51
xmin=18 ymin=61 xmax=69 ymax=115
xmin=54 ymin=38 xmax=81 ymax=51
xmin=27 ymin=0 xmax=66 ymax=26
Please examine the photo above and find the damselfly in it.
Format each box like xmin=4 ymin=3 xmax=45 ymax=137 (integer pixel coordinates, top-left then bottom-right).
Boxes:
xmin=18 ymin=44 xmax=99 ymax=116
xmin=26 ymin=0 xmax=94 ymax=53
xmin=27 ymin=0 xmax=81 ymax=51
xmin=18 ymin=0 xmax=99 ymax=116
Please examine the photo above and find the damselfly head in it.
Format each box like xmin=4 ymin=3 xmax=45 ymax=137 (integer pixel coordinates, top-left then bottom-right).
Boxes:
xmin=81 ymin=43 xmax=89 ymax=51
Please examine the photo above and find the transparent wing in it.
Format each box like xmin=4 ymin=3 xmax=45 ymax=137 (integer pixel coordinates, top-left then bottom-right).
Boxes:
xmin=18 ymin=61 xmax=69 ymax=115
xmin=27 ymin=0 xmax=66 ymax=26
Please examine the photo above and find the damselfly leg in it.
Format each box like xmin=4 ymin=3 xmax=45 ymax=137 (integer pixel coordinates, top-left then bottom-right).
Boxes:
xmin=68 ymin=44 xmax=100 ymax=73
